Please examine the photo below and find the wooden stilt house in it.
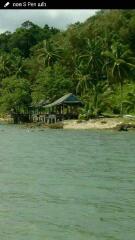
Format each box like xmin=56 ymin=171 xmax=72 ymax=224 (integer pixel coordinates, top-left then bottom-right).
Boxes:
xmin=43 ymin=93 xmax=83 ymax=123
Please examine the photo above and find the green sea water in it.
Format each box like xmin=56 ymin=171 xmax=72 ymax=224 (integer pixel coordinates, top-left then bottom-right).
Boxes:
xmin=0 ymin=124 xmax=134 ymax=240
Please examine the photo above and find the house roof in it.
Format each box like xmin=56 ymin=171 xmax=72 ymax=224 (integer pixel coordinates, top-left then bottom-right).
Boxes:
xmin=44 ymin=93 xmax=83 ymax=108
xmin=29 ymin=99 xmax=50 ymax=108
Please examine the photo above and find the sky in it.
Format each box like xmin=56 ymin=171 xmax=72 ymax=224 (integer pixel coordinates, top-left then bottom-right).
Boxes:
xmin=0 ymin=9 xmax=98 ymax=33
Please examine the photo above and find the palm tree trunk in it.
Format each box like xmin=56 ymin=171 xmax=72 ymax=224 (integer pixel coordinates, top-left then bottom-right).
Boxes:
xmin=120 ymin=82 xmax=123 ymax=116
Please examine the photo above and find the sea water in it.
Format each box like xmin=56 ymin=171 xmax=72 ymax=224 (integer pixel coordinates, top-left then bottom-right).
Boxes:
xmin=0 ymin=125 xmax=134 ymax=240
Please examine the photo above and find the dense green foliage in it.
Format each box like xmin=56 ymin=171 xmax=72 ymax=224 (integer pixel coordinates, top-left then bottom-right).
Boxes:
xmin=1 ymin=11 xmax=135 ymax=116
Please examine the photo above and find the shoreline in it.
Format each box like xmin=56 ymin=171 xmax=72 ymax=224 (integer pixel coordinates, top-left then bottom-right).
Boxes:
xmin=1 ymin=116 xmax=135 ymax=131
xmin=63 ymin=118 xmax=120 ymax=130
xmin=63 ymin=116 xmax=135 ymax=131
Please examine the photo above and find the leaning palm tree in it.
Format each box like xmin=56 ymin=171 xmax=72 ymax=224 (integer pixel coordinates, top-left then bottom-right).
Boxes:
xmin=102 ymin=42 xmax=135 ymax=115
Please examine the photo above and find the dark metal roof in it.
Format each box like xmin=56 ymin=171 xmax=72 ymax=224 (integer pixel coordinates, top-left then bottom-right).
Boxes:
xmin=44 ymin=93 xmax=83 ymax=108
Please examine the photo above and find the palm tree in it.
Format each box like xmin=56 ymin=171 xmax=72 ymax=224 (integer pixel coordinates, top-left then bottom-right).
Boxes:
xmin=102 ymin=42 xmax=135 ymax=115
xmin=78 ymin=38 xmax=103 ymax=79
xmin=75 ymin=37 xmax=105 ymax=96
xmin=74 ymin=68 xmax=90 ymax=96
xmin=0 ymin=54 xmax=11 ymax=80
xmin=15 ymin=58 xmax=26 ymax=78
xmin=88 ymin=80 xmax=112 ymax=116
xmin=123 ymin=92 xmax=135 ymax=113
xmin=73 ymin=38 xmax=109 ymax=116
xmin=36 ymin=40 xmax=62 ymax=67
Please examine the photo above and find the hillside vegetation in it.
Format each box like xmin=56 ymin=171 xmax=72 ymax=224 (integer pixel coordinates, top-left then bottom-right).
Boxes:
xmin=1 ymin=10 xmax=135 ymax=118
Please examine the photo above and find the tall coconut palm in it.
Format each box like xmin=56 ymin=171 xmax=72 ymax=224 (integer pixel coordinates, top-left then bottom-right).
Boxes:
xmin=78 ymin=37 xmax=103 ymax=80
xmin=75 ymin=37 xmax=104 ymax=98
xmin=0 ymin=55 xmax=11 ymax=80
xmin=74 ymin=66 xmax=90 ymax=96
xmin=102 ymin=43 xmax=135 ymax=115
xmin=74 ymin=38 xmax=107 ymax=114
xmin=36 ymin=40 xmax=62 ymax=67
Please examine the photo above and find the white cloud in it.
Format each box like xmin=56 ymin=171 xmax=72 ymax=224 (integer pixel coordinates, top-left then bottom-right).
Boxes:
xmin=0 ymin=9 xmax=98 ymax=33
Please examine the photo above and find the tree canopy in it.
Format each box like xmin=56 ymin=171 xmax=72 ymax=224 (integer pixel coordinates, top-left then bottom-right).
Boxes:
xmin=1 ymin=10 xmax=135 ymax=117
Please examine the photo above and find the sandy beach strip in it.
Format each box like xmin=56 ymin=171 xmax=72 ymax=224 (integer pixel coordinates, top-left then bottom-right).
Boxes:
xmin=63 ymin=118 xmax=124 ymax=130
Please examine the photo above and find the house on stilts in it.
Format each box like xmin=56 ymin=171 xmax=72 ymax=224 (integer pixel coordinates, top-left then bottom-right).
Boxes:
xmin=10 ymin=93 xmax=83 ymax=124
xmin=31 ymin=93 xmax=84 ymax=123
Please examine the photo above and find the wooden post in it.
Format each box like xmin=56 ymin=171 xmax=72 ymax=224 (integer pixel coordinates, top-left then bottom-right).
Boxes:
xmin=61 ymin=105 xmax=63 ymax=120
xmin=66 ymin=105 xmax=69 ymax=119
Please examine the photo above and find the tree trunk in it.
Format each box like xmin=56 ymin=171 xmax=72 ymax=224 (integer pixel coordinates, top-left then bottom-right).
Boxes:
xmin=120 ymin=82 xmax=123 ymax=116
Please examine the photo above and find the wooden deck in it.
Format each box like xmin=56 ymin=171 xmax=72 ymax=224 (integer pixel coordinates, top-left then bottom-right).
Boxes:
xmin=11 ymin=112 xmax=78 ymax=124
xmin=32 ymin=113 xmax=78 ymax=124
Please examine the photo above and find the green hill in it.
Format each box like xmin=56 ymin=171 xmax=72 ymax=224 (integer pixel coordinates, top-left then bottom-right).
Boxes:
xmin=1 ymin=10 xmax=135 ymax=117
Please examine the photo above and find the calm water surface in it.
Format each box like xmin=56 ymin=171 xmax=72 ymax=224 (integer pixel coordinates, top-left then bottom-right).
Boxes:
xmin=0 ymin=124 xmax=134 ymax=240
